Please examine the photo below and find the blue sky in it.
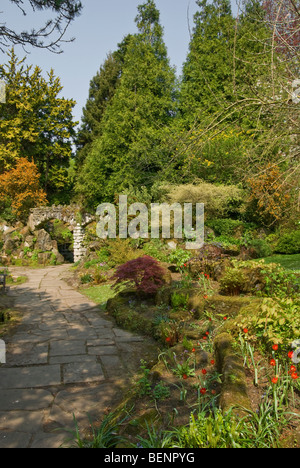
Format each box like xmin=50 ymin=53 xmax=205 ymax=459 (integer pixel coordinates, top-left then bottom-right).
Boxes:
xmin=1 ymin=0 xmax=239 ymax=126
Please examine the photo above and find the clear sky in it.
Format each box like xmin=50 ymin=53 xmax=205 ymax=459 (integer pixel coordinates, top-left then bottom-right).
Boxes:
xmin=0 ymin=0 xmax=239 ymax=126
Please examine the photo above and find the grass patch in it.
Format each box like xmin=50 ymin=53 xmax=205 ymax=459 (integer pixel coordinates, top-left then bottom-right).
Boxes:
xmin=6 ymin=275 xmax=28 ymax=286
xmin=80 ymin=284 xmax=117 ymax=307
xmin=263 ymin=254 xmax=300 ymax=271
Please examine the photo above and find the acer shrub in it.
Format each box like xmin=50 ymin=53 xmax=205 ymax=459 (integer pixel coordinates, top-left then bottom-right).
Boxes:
xmin=112 ymin=255 xmax=167 ymax=295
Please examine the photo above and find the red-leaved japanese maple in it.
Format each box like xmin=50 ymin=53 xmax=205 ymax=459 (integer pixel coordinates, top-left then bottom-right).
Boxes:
xmin=112 ymin=255 xmax=167 ymax=295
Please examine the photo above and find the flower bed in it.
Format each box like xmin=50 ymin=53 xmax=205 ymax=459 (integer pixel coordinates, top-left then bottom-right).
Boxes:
xmin=75 ymin=255 xmax=300 ymax=448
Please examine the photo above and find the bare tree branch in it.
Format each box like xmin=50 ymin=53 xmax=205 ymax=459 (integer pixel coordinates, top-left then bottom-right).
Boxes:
xmin=0 ymin=0 xmax=82 ymax=53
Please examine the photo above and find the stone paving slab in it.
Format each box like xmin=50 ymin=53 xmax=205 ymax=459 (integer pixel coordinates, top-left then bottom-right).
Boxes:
xmin=50 ymin=340 xmax=87 ymax=357
xmin=63 ymin=361 xmax=105 ymax=384
xmin=0 ymin=365 xmax=62 ymax=389
xmin=0 ymin=389 xmax=53 ymax=411
xmin=0 ymin=265 xmax=157 ymax=448
xmin=0 ymin=432 xmax=32 ymax=449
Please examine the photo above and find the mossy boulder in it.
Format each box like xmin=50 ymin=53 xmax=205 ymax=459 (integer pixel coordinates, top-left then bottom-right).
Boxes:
xmin=189 ymin=257 xmax=233 ymax=282
xmin=106 ymin=294 xmax=155 ymax=337
xmin=188 ymin=294 xmax=254 ymax=321
xmin=214 ymin=332 xmax=251 ymax=413
xmin=155 ymin=286 xmax=173 ymax=306
xmin=219 ymin=264 xmax=265 ymax=296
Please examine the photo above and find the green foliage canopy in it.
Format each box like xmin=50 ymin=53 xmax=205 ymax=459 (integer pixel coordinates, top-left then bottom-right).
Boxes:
xmin=76 ymin=0 xmax=177 ymax=207
xmin=0 ymin=48 xmax=78 ymax=201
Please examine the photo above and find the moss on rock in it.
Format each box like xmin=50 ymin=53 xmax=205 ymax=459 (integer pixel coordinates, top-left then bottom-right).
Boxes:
xmin=214 ymin=332 xmax=251 ymax=413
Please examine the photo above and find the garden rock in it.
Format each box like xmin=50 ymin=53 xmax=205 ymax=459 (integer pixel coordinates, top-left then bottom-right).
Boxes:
xmin=24 ymin=235 xmax=35 ymax=249
xmin=35 ymin=229 xmax=54 ymax=252
xmin=37 ymin=252 xmax=53 ymax=264
xmin=214 ymin=332 xmax=251 ymax=413
xmin=3 ymin=238 xmax=20 ymax=253
xmin=0 ymin=224 xmax=67 ymax=266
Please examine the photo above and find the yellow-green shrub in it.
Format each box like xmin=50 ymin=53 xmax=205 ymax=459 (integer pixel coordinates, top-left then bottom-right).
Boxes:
xmin=162 ymin=182 xmax=245 ymax=219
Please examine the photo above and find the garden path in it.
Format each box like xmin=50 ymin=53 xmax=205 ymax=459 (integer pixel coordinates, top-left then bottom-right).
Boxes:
xmin=0 ymin=265 xmax=156 ymax=448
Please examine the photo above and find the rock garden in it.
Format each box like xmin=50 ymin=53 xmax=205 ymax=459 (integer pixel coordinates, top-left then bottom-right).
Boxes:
xmin=0 ymin=219 xmax=72 ymax=267
xmin=62 ymin=232 xmax=300 ymax=449
xmin=1 ymin=210 xmax=300 ymax=448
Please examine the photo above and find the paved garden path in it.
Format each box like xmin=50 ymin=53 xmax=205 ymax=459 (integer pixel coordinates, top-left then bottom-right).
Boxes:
xmin=0 ymin=265 xmax=155 ymax=448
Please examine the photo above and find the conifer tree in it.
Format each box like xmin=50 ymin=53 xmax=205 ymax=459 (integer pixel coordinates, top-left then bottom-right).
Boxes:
xmin=76 ymin=35 xmax=132 ymax=168
xmin=77 ymin=0 xmax=176 ymax=207
xmin=179 ymin=0 xmax=235 ymax=127
xmin=0 ymin=0 xmax=82 ymax=53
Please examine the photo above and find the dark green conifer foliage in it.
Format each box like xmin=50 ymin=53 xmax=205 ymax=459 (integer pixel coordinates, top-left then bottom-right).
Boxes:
xmin=77 ymin=0 xmax=176 ymax=207
xmin=179 ymin=0 xmax=235 ymax=127
xmin=76 ymin=35 xmax=132 ymax=168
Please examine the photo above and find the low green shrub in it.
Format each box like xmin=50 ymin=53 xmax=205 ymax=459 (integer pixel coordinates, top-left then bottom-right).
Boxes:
xmin=142 ymin=239 xmax=170 ymax=262
xmin=219 ymin=268 xmax=247 ymax=296
xmin=220 ymin=260 xmax=299 ymax=298
xmin=171 ymin=291 xmax=189 ymax=309
xmin=275 ymin=230 xmax=300 ymax=255
xmin=107 ymin=238 xmax=143 ymax=266
xmin=249 ymin=239 xmax=273 ymax=258
xmin=234 ymin=297 xmax=300 ymax=352
xmin=168 ymin=248 xmax=192 ymax=267
xmin=80 ymin=273 xmax=93 ymax=284
xmin=206 ymin=219 xmax=246 ymax=237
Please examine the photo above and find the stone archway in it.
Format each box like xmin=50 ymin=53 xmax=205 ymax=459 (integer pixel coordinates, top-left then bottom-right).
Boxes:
xmin=28 ymin=206 xmax=95 ymax=263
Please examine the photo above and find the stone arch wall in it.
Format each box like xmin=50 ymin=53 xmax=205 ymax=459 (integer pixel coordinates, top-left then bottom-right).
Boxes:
xmin=28 ymin=206 xmax=95 ymax=263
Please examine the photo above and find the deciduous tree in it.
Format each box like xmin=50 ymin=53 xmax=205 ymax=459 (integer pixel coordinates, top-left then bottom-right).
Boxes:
xmin=0 ymin=48 xmax=77 ymax=200
xmin=0 ymin=157 xmax=47 ymax=220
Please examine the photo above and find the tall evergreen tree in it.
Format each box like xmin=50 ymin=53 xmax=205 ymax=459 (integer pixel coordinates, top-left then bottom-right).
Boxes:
xmin=76 ymin=35 xmax=132 ymax=168
xmin=76 ymin=0 xmax=176 ymax=207
xmin=179 ymin=0 xmax=235 ymax=127
xmin=167 ymin=0 xmax=284 ymax=185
